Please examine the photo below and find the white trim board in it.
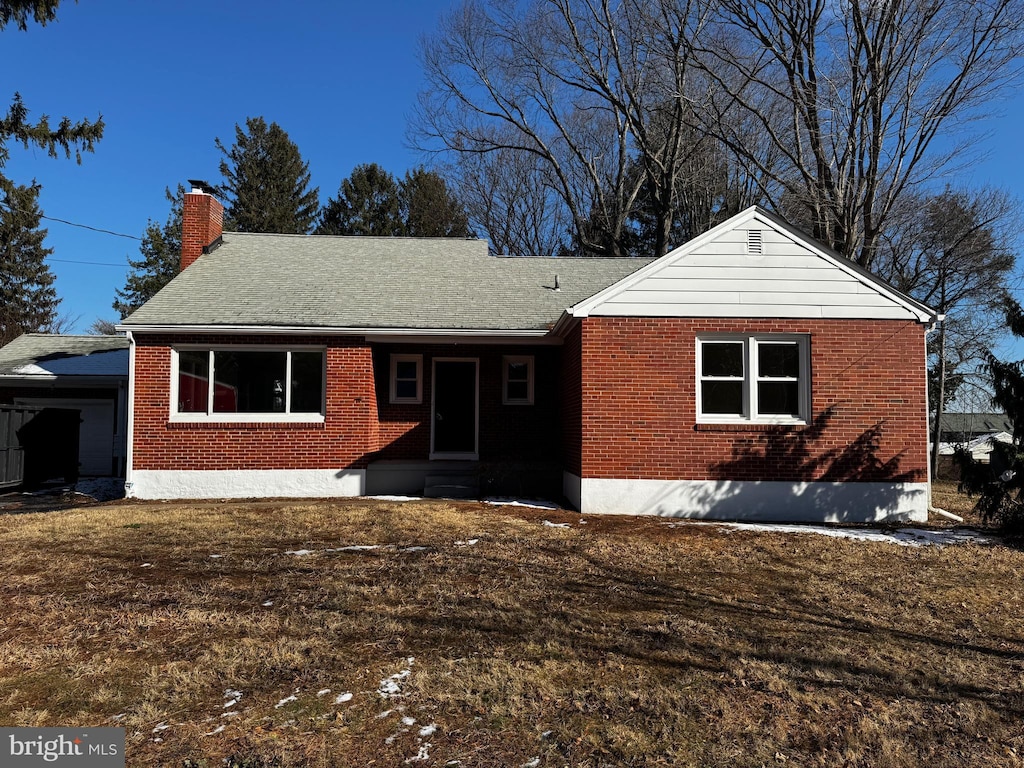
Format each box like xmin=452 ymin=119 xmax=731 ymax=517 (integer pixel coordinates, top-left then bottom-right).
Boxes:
xmin=128 ymin=469 xmax=365 ymax=500
xmin=574 ymin=477 xmax=928 ymax=523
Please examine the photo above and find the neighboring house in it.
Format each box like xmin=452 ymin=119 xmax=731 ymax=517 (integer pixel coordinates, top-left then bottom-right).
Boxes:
xmin=119 ymin=183 xmax=938 ymax=522
xmin=0 ymin=334 xmax=130 ymax=476
xmin=937 ymin=412 xmax=1012 ymax=444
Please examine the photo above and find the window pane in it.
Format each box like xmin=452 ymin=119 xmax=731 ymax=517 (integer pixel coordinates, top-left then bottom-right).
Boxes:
xmin=702 ymin=381 xmax=743 ymax=415
xmin=507 ymin=362 xmax=529 ymax=382
xmin=212 ymin=351 xmax=287 ymax=413
xmin=177 ymin=351 xmax=209 ymax=413
xmin=395 ymin=379 xmax=417 ymax=400
xmin=702 ymin=342 xmax=743 ymax=377
xmin=507 ymin=380 xmax=529 ymax=401
xmin=396 ymin=360 xmax=418 ymax=380
xmin=290 ymin=351 xmax=324 ymax=413
xmin=758 ymin=343 xmax=799 ymax=378
xmin=758 ymin=381 xmax=799 ymax=416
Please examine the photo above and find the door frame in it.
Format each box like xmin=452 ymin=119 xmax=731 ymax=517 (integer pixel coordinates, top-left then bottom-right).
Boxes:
xmin=429 ymin=357 xmax=479 ymax=460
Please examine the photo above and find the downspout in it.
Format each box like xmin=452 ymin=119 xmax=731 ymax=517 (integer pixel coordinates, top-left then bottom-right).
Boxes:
xmin=124 ymin=330 xmax=136 ymax=497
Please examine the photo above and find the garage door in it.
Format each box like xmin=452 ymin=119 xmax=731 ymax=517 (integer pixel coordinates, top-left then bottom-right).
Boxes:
xmin=15 ymin=398 xmax=116 ymax=476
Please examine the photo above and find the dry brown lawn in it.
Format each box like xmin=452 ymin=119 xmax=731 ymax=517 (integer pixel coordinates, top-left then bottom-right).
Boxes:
xmin=0 ymin=494 xmax=1021 ymax=767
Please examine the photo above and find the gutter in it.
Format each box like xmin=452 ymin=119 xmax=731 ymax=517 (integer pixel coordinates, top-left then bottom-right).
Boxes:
xmin=115 ymin=323 xmax=552 ymax=338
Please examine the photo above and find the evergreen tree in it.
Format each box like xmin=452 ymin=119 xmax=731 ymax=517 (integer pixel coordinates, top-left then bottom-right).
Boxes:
xmin=400 ymin=167 xmax=470 ymax=237
xmin=1 ymin=3 xmax=103 ymax=188
xmin=0 ymin=181 xmax=57 ymax=346
xmin=113 ymin=185 xmax=184 ymax=318
xmin=215 ymin=117 xmax=319 ymax=234
xmin=958 ymin=296 xmax=1024 ymax=532
xmin=316 ymin=163 xmax=403 ymax=236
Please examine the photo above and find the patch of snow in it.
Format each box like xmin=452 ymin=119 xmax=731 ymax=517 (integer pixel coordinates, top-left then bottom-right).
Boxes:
xmin=522 ymin=759 xmax=541 ymax=768
xmin=261 ymin=600 xmax=274 ymax=607
xmin=335 ymin=692 xmax=353 ymax=704
xmin=540 ymin=730 xmax=553 ymax=739
xmin=418 ymin=724 xmax=437 ymax=737
xmin=695 ymin=520 xmax=994 ymax=548
xmin=284 ymin=549 xmax=314 ymax=556
xmin=331 ymin=544 xmax=382 ymax=552
xmin=140 ymin=563 xmax=153 ymax=568
xmin=378 ymin=709 xmax=395 ymax=719
xmin=223 ymin=690 xmax=242 ymax=708
xmin=72 ymin=477 xmax=125 ymax=502
xmin=405 ymin=744 xmax=432 ymax=763
xmin=367 ymin=495 xmax=422 ymax=501
xmin=316 ymin=688 xmax=331 ymax=697
xmin=222 ymin=711 xmax=239 ymax=718
xmin=401 ymin=716 xmax=417 ymax=726
xmin=110 ymin=714 xmax=125 ymax=722
xmin=275 ymin=694 xmax=299 ymax=708
xmin=385 ymin=729 xmax=409 ymax=745
xmin=152 ymin=723 xmax=170 ymax=733
xmin=204 ymin=725 xmax=225 ymax=736
xmin=209 ymin=554 xmax=224 ymax=559
xmin=401 ymin=546 xmax=429 ymax=552
xmin=484 ymin=497 xmax=560 ymax=510
xmin=578 ymin=519 xmax=587 ymax=525
xmin=542 ymin=520 xmax=570 ymax=528
xmin=379 ymin=658 xmax=415 ymax=697
xmin=455 ymin=538 xmax=479 ymax=546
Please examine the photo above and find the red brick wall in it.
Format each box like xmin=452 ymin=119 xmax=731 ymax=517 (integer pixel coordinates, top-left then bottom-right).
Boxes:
xmin=132 ymin=334 xmax=378 ymax=471
xmin=578 ymin=317 xmax=929 ymax=483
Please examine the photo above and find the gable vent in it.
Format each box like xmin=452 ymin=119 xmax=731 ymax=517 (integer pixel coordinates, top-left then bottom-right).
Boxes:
xmin=747 ymin=229 xmax=763 ymax=256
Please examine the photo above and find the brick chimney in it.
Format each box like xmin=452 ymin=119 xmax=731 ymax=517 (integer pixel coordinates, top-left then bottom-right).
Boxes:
xmin=181 ymin=180 xmax=224 ymax=271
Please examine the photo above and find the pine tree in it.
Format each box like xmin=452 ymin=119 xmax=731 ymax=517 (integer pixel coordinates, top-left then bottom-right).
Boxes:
xmin=400 ymin=167 xmax=470 ymax=237
xmin=215 ymin=117 xmax=319 ymax=234
xmin=0 ymin=181 xmax=58 ymax=346
xmin=316 ymin=163 xmax=403 ymax=236
xmin=958 ymin=297 xmax=1024 ymax=532
xmin=113 ymin=185 xmax=184 ymax=318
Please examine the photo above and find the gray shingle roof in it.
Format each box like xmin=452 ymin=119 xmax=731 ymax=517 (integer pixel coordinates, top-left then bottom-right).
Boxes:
xmin=122 ymin=234 xmax=652 ymax=332
xmin=0 ymin=334 xmax=129 ymax=377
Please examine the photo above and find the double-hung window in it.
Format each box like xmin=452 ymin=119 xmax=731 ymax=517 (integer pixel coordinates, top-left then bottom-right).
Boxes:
xmin=697 ymin=336 xmax=808 ymax=423
xmin=502 ymin=355 xmax=534 ymax=405
xmin=389 ymin=354 xmax=423 ymax=404
xmin=173 ymin=348 xmax=325 ymax=421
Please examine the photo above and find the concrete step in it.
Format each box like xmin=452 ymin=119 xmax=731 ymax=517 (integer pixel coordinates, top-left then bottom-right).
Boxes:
xmin=424 ymin=473 xmax=479 ymax=499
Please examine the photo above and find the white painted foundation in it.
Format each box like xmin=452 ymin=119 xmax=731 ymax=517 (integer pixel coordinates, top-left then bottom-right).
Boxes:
xmin=563 ymin=473 xmax=929 ymax=523
xmin=128 ymin=469 xmax=365 ymax=500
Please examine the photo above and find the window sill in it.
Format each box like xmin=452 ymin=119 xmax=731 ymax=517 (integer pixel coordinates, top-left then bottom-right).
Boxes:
xmin=168 ymin=414 xmax=325 ymax=428
xmin=694 ymin=421 xmax=806 ymax=433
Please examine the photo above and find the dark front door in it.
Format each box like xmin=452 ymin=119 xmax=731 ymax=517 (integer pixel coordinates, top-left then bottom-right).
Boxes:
xmin=432 ymin=359 xmax=478 ymax=456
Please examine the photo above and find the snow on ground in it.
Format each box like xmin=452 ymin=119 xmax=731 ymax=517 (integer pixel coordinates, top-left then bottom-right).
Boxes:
xmin=542 ymin=520 xmax=571 ymax=529
xmin=379 ymin=658 xmax=415 ymax=697
xmin=483 ymin=497 xmax=561 ymax=510
xmin=275 ymin=692 xmax=299 ymax=708
xmin=73 ymin=477 xmax=125 ymax=501
xmin=283 ymin=544 xmax=429 ymax=557
xmin=455 ymin=538 xmax=479 ymax=546
xmin=335 ymin=692 xmax=353 ymax=704
xmin=676 ymin=520 xmax=995 ymax=547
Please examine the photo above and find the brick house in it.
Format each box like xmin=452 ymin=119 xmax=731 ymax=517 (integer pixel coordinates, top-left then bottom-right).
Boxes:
xmin=120 ymin=183 xmax=937 ymax=522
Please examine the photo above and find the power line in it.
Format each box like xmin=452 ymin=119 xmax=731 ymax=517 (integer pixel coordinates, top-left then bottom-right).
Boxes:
xmin=47 ymin=257 xmax=129 ymax=267
xmin=0 ymin=201 xmax=142 ymax=241
xmin=39 ymin=213 xmax=141 ymax=241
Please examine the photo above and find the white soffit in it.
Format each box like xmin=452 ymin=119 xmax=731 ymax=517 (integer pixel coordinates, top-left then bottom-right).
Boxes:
xmin=569 ymin=207 xmax=935 ymax=323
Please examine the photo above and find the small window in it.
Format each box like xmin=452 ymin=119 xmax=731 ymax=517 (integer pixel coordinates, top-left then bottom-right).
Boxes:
xmin=172 ymin=348 xmax=325 ymax=421
xmin=503 ymin=355 xmax=534 ymax=405
xmin=698 ymin=336 xmax=808 ymax=423
xmin=390 ymin=354 xmax=423 ymax=404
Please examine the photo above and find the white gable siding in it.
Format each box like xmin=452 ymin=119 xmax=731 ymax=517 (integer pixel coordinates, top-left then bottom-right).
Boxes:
xmin=587 ymin=223 xmax=922 ymax=321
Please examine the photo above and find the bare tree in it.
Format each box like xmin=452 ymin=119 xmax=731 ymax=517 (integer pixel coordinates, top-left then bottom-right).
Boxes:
xmin=697 ymin=0 xmax=1024 ymax=268
xmin=415 ymin=0 xmax=749 ymax=257
xmin=873 ymin=186 xmax=1018 ymax=475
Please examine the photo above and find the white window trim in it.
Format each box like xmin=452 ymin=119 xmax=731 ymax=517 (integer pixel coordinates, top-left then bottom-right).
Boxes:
xmin=502 ymin=355 xmax=535 ymax=405
xmin=170 ymin=345 xmax=326 ymax=423
xmin=696 ymin=335 xmax=809 ymax=425
xmin=389 ymin=353 xmax=423 ymax=404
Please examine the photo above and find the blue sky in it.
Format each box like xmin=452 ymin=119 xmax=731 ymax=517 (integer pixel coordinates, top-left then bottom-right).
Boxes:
xmin=4 ymin=0 xmax=1024 ymax=332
